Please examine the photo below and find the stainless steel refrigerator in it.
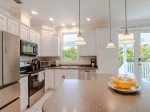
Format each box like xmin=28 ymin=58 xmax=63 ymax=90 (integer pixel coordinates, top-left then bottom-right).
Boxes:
xmin=0 ymin=31 xmax=20 ymax=112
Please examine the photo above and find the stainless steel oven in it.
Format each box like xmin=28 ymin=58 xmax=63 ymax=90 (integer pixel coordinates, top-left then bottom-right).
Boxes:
xmin=28 ymin=71 xmax=45 ymax=107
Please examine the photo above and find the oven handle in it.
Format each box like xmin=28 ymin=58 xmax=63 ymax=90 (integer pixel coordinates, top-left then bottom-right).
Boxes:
xmin=30 ymin=71 xmax=45 ymax=77
xmin=31 ymin=73 xmax=39 ymax=77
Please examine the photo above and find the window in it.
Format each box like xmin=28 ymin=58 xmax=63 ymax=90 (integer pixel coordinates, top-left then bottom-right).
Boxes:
xmin=62 ymin=33 xmax=79 ymax=61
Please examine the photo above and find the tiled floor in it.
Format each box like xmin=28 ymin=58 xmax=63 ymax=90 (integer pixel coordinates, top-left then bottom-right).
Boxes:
xmin=24 ymin=91 xmax=53 ymax=112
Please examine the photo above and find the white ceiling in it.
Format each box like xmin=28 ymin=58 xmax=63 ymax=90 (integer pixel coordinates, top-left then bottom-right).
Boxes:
xmin=20 ymin=0 xmax=150 ymax=28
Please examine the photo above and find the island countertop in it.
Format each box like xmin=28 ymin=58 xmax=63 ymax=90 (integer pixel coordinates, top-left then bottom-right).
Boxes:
xmin=43 ymin=74 xmax=150 ymax=112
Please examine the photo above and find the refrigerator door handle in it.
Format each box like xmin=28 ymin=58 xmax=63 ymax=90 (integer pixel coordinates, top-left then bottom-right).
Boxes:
xmin=4 ymin=38 xmax=7 ymax=53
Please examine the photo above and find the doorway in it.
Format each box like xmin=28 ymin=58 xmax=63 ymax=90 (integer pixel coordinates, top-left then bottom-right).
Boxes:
xmin=118 ymin=32 xmax=150 ymax=81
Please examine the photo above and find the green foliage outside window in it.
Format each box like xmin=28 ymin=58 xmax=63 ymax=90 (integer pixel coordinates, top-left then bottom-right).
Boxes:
xmin=119 ymin=44 xmax=150 ymax=67
xmin=63 ymin=47 xmax=79 ymax=61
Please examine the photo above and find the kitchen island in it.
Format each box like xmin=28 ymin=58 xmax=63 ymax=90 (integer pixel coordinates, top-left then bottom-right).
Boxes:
xmin=43 ymin=74 xmax=150 ymax=112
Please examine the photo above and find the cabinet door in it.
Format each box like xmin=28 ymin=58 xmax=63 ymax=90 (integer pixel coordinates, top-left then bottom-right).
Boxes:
xmin=67 ymin=70 xmax=78 ymax=79
xmin=55 ymin=73 xmax=64 ymax=89
xmin=30 ymin=30 xmax=37 ymax=43
xmin=45 ymin=70 xmax=49 ymax=91
xmin=51 ymin=34 xmax=60 ymax=56
xmin=36 ymin=33 xmax=41 ymax=56
xmin=55 ymin=70 xmax=66 ymax=88
xmin=41 ymin=31 xmax=52 ymax=56
xmin=45 ymin=69 xmax=55 ymax=91
xmin=20 ymin=24 xmax=29 ymax=41
xmin=7 ymin=19 xmax=19 ymax=35
xmin=20 ymin=77 xmax=28 ymax=112
xmin=0 ymin=13 xmax=7 ymax=31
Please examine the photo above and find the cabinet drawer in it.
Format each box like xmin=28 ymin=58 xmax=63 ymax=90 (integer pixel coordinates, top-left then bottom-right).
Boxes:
xmin=0 ymin=83 xmax=20 ymax=108
xmin=1 ymin=99 xmax=20 ymax=112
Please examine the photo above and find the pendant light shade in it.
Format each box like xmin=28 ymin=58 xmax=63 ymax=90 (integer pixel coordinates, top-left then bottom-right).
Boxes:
xmin=75 ymin=0 xmax=86 ymax=45
xmin=106 ymin=0 xmax=115 ymax=48
xmin=75 ymin=33 xmax=86 ymax=45
xmin=120 ymin=0 xmax=135 ymax=44
xmin=106 ymin=42 xmax=115 ymax=48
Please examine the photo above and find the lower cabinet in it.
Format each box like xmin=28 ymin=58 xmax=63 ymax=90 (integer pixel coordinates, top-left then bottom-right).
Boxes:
xmin=20 ymin=76 xmax=28 ymax=112
xmin=45 ymin=69 xmax=79 ymax=90
xmin=45 ymin=69 xmax=55 ymax=91
xmin=55 ymin=70 xmax=78 ymax=88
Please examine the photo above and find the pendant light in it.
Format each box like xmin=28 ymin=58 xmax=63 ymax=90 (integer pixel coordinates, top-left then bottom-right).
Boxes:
xmin=120 ymin=0 xmax=135 ymax=44
xmin=106 ymin=0 xmax=115 ymax=48
xmin=75 ymin=0 xmax=86 ymax=45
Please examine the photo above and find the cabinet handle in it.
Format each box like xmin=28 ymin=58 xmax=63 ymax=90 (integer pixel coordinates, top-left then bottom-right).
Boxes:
xmin=62 ymin=75 xmax=65 ymax=79
xmin=4 ymin=39 xmax=7 ymax=53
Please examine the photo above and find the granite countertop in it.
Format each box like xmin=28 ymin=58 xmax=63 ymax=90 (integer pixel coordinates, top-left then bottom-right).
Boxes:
xmin=20 ymin=66 xmax=97 ymax=78
xmin=43 ymin=74 xmax=150 ymax=112
xmin=46 ymin=66 xmax=98 ymax=70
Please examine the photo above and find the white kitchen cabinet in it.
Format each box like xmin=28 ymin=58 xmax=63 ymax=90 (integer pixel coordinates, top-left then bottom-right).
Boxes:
xmin=54 ymin=70 xmax=66 ymax=88
xmin=54 ymin=69 xmax=78 ymax=88
xmin=36 ymin=33 xmax=41 ymax=56
xmin=7 ymin=18 xmax=19 ymax=35
xmin=79 ymin=31 xmax=96 ymax=56
xmin=41 ymin=30 xmax=52 ymax=56
xmin=51 ymin=34 xmax=60 ymax=56
xmin=0 ymin=13 xmax=7 ymax=31
xmin=45 ymin=69 xmax=55 ymax=91
xmin=30 ymin=29 xmax=37 ymax=43
xmin=41 ymin=30 xmax=60 ymax=56
xmin=20 ymin=24 xmax=30 ymax=41
xmin=20 ymin=76 xmax=28 ymax=112
xmin=66 ymin=70 xmax=78 ymax=79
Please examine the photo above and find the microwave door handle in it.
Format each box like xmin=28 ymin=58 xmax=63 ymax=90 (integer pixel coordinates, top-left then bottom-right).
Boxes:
xmin=33 ymin=46 xmax=36 ymax=54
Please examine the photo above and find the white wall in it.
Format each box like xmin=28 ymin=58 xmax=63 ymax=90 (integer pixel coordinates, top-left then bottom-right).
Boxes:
xmin=96 ymin=28 xmax=119 ymax=74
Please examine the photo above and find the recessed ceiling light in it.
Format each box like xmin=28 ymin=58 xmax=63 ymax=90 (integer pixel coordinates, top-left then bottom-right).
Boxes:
xmin=72 ymin=22 xmax=76 ymax=26
xmin=86 ymin=18 xmax=91 ymax=21
xmin=62 ymin=23 xmax=66 ymax=27
xmin=31 ymin=10 xmax=39 ymax=15
xmin=49 ymin=18 xmax=54 ymax=21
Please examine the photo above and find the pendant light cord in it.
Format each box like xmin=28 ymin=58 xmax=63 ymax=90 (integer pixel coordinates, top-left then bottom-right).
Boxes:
xmin=79 ymin=0 xmax=81 ymax=35
xmin=109 ymin=0 xmax=112 ymax=42
xmin=125 ymin=0 xmax=128 ymax=31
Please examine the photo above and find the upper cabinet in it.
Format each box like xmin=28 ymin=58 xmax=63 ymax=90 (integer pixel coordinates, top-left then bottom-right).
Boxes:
xmin=20 ymin=24 xmax=30 ymax=41
xmin=30 ymin=29 xmax=37 ymax=43
xmin=30 ymin=29 xmax=41 ymax=56
xmin=0 ymin=13 xmax=7 ymax=31
xmin=7 ymin=18 xmax=19 ymax=36
xmin=51 ymin=34 xmax=60 ymax=56
xmin=41 ymin=30 xmax=52 ymax=56
xmin=36 ymin=33 xmax=41 ymax=56
xmin=41 ymin=30 xmax=60 ymax=57
xmin=79 ymin=31 xmax=96 ymax=56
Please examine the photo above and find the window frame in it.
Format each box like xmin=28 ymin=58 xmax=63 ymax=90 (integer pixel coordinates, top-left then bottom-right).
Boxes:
xmin=60 ymin=32 xmax=79 ymax=64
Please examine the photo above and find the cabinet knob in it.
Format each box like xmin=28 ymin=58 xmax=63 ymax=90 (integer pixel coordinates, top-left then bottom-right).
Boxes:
xmin=62 ymin=75 xmax=65 ymax=79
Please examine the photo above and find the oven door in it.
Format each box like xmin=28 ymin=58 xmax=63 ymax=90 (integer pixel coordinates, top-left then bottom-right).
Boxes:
xmin=29 ymin=71 xmax=45 ymax=97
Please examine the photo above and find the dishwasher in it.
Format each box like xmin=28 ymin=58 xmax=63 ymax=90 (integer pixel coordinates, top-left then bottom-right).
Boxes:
xmin=78 ymin=70 xmax=96 ymax=80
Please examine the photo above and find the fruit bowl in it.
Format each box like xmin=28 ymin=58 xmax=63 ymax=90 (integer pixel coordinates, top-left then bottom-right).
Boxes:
xmin=111 ymin=76 xmax=136 ymax=89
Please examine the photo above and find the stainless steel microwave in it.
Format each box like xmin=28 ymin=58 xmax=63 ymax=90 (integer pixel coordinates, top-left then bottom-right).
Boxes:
xmin=39 ymin=61 xmax=51 ymax=68
xmin=20 ymin=40 xmax=38 ymax=56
